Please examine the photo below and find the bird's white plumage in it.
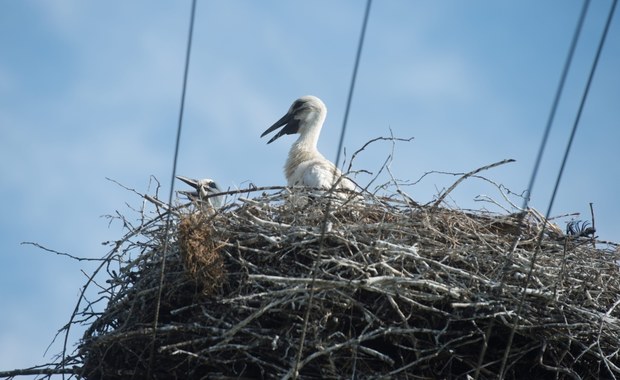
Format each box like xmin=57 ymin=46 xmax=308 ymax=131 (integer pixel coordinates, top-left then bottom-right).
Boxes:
xmin=288 ymin=155 xmax=354 ymax=190
xmin=261 ymin=95 xmax=355 ymax=192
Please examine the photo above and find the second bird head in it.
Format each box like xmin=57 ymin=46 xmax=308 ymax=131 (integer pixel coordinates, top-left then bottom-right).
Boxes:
xmin=176 ymin=175 xmax=224 ymax=210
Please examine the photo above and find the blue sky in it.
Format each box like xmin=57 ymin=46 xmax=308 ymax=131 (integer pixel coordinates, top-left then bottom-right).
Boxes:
xmin=1 ymin=1 xmax=618 ymax=374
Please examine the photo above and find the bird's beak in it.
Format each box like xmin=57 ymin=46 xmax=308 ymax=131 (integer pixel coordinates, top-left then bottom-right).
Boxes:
xmin=178 ymin=189 xmax=200 ymax=199
xmin=176 ymin=175 xmax=199 ymax=190
xmin=261 ymin=112 xmax=300 ymax=144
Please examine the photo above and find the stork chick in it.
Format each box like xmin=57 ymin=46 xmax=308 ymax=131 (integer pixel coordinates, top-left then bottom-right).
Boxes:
xmin=176 ymin=175 xmax=224 ymax=210
xmin=261 ymin=95 xmax=355 ymax=191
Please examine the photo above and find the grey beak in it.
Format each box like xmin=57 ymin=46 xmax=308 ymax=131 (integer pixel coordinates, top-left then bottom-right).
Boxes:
xmin=176 ymin=175 xmax=199 ymax=190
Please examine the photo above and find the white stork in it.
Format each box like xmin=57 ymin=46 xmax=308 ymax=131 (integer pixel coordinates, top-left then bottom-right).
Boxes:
xmin=261 ymin=95 xmax=355 ymax=192
xmin=176 ymin=176 xmax=224 ymax=210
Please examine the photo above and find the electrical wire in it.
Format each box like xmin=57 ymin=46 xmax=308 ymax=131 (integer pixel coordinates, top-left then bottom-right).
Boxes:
xmin=147 ymin=0 xmax=197 ymax=377
xmin=473 ymin=1 xmax=591 ymax=377
xmin=334 ymin=0 xmax=372 ymax=171
xmin=498 ymin=0 xmax=617 ymax=377
xmin=291 ymin=1 xmax=372 ymax=378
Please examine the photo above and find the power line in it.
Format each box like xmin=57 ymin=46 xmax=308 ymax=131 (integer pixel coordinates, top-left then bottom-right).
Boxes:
xmin=498 ymin=0 xmax=617 ymax=377
xmin=473 ymin=1 xmax=591 ymax=377
xmin=334 ymin=0 xmax=372 ymax=171
xmin=291 ymin=1 xmax=372 ymax=378
xmin=520 ymin=0 xmax=592 ymax=212
xmin=147 ymin=0 xmax=198 ymax=377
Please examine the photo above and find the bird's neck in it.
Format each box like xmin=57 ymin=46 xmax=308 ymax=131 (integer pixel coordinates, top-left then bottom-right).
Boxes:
xmin=292 ymin=130 xmax=319 ymax=153
xmin=285 ymin=113 xmax=326 ymax=179
xmin=285 ymin=122 xmax=324 ymax=178
xmin=293 ymin=112 xmax=325 ymax=153
xmin=287 ymin=133 xmax=319 ymax=169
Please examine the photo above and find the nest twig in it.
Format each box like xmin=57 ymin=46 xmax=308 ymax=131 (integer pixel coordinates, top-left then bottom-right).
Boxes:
xmin=38 ymin=180 xmax=617 ymax=380
xmin=5 ymin=145 xmax=619 ymax=379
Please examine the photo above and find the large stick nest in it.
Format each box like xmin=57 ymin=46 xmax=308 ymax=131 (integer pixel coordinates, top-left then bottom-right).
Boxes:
xmin=66 ymin=183 xmax=619 ymax=379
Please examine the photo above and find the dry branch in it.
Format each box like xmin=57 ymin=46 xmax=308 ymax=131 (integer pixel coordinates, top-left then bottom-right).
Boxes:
xmin=6 ymin=161 xmax=620 ymax=379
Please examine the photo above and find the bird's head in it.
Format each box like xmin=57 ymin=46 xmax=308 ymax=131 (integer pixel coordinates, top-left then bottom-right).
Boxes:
xmin=261 ymin=95 xmax=327 ymax=144
xmin=195 ymin=178 xmax=221 ymax=198
xmin=176 ymin=176 xmax=224 ymax=209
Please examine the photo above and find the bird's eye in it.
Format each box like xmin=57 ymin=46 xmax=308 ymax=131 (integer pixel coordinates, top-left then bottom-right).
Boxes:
xmin=208 ymin=182 xmax=218 ymax=189
xmin=292 ymin=100 xmax=304 ymax=111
